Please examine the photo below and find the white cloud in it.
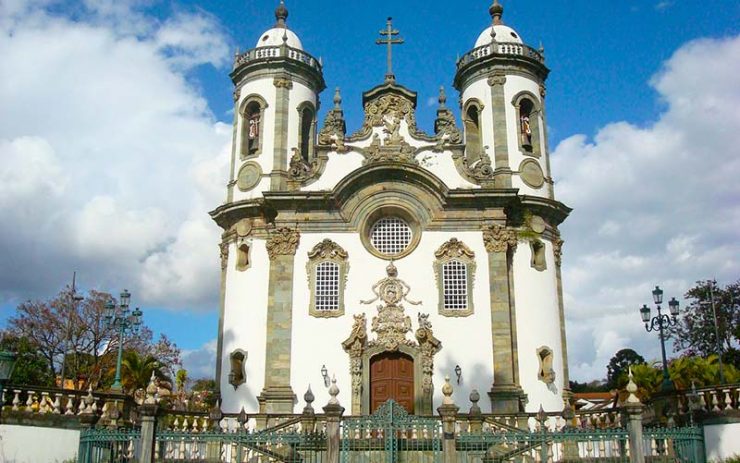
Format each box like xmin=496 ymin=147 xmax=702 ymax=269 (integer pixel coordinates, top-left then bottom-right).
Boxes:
xmin=554 ymin=35 xmax=740 ymax=381
xmin=0 ymin=1 xmax=230 ymax=309
xmin=181 ymin=339 xmax=217 ymax=380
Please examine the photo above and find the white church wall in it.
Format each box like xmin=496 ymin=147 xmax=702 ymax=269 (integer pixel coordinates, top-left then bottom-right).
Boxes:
xmin=220 ymin=239 xmax=270 ymax=413
xmin=0 ymin=424 xmax=79 ymax=463
xmin=289 ymin=231 xmax=494 ymax=413
xmin=511 ymin=240 xmax=565 ymax=412
xmin=303 ymin=151 xmax=365 ymax=192
xmin=417 ymin=149 xmax=479 ymax=190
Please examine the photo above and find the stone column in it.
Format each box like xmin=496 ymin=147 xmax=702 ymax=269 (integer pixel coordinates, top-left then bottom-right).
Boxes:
xmin=438 ymin=377 xmax=459 ymax=463
xmin=553 ymin=237 xmax=573 ymax=405
xmin=258 ymin=227 xmax=299 ymax=413
xmin=483 ymin=225 xmax=524 ymax=413
xmin=271 ymin=76 xmax=292 ymax=191
xmin=323 ymin=379 xmax=344 ymax=463
xmin=138 ymin=374 xmax=160 ymax=463
xmin=488 ymin=73 xmax=512 ymax=188
xmin=625 ymin=370 xmax=646 ymax=463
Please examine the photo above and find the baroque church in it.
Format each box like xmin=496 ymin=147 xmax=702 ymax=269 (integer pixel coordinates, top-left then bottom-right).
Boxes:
xmin=210 ymin=0 xmax=572 ymax=417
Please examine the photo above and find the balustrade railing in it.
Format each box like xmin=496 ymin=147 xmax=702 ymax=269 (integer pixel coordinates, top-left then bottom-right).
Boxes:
xmin=233 ymin=45 xmax=322 ymax=73
xmin=456 ymin=41 xmax=545 ymax=69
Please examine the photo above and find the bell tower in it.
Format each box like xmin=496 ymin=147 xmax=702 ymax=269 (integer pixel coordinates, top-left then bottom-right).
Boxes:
xmin=454 ymin=0 xmax=554 ymax=199
xmin=228 ymin=0 xmax=325 ymax=200
xmin=215 ymin=0 xmax=325 ymax=414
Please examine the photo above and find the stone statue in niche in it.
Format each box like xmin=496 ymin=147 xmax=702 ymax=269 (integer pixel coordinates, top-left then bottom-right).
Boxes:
xmin=248 ymin=114 xmax=260 ymax=140
xmin=229 ymin=349 xmax=247 ymax=389
xmin=536 ymin=346 xmax=555 ymax=385
xmin=520 ymin=115 xmax=532 ymax=149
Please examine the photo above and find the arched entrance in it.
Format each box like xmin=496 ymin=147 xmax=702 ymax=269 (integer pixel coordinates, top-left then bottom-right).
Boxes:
xmin=370 ymin=352 xmax=414 ymax=413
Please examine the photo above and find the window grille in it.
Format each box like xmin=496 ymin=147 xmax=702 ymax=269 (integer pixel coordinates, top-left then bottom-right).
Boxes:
xmin=315 ymin=261 xmax=340 ymax=311
xmin=442 ymin=260 xmax=468 ymax=310
xmin=370 ymin=217 xmax=412 ymax=255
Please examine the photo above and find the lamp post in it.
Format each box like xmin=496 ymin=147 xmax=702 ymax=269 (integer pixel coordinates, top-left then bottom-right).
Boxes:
xmin=639 ymin=286 xmax=679 ymax=392
xmin=105 ymin=289 xmax=143 ymax=392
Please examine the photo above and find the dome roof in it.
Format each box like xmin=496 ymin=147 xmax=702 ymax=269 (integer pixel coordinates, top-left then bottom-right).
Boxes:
xmin=255 ymin=27 xmax=303 ymax=50
xmin=474 ymin=24 xmax=524 ymax=48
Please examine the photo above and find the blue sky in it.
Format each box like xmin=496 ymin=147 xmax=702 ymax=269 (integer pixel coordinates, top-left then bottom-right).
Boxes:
xmin=1 ymin=0 xmax=738 ymax=381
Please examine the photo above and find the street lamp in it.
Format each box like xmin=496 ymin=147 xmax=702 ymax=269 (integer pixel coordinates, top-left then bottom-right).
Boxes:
xmin=639 ymin=286 xmax=679 ymax=392
xmin=105 ymin=289 xmax=143 ymax=392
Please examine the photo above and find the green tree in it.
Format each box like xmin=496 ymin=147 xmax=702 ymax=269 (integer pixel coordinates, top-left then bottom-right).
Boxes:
xmin=0 ymin=335 xmax=54 ymax=386
xmin=606 ymin=348 xmax=645 ymax=389
xmin=667 ymin=279 xmax=740 ymax=365
xmin=119 ymin=351 xmax=169 ymax=393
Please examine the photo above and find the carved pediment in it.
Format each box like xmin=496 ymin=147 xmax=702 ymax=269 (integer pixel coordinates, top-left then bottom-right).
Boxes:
xmin=349 ymin=83 xmax=431 ymax=142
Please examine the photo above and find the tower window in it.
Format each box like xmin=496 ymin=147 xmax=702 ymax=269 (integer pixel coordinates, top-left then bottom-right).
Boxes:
xmin=519 ymin=99 xmax=534 ymax=151
xmin=307 ymin=239 xmax=349 ymax=318
xmin=434 ymin=238 xmax=476 ymax=317
xmin=512 ymin=92 xmax=542 ymax=157
xmin=239 ymin=95 xmax=268 ymax=158
xmin=463 ymin=101 xmax=483 ymax=166
xmin=370 ymin=217 xmax=413 ymax=256
xmin=442 ymin=260 xmax=468 ymax=310
xmin=298 ymin=105 xmax=315 ymax=162
xmin=315 ymin=261 xmax=340 ymax=311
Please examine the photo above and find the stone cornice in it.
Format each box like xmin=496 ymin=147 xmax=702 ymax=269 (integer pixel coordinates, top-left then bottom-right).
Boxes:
xmin=453 ymin=54 xmax=549 ymax=92
xmin=230 ymin=54 xmax=326 ymax=93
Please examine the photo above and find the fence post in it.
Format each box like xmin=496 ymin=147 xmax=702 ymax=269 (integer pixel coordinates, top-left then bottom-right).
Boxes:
xmin=437 ymin=376 xmax=459 ymax=463
xmin=138 ymin=373 xmax=160 ymax=463
xmin=322 ymin=378 xmax=344 ymax=463
xmin=625 ymin=368 xmax=645 ymax=463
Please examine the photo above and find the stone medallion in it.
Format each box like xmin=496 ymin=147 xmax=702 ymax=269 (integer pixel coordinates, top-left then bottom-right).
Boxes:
xmin=530 ymin=215 xmax=546 ymax=234
xmin=519 ymin=159 xmax=545 ymax=189
xmin=237 ymin=162 xmax=262 ymax=191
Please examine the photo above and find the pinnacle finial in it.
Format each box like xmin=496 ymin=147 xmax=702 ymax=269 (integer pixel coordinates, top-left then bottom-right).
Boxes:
xmin=489 ymin=0 xmax=504 ymax=26
xmin=275 ymin=0 xmax=288 ymax=27
xmin=333 ymin=87 xmax=342 ymax=110
xmin=438 ymin=86 xmax=447 ymax=108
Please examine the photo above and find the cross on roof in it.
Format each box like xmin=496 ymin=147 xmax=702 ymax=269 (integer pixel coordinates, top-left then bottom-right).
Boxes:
xmin=376 ymin=17 xmax=404 ymax=82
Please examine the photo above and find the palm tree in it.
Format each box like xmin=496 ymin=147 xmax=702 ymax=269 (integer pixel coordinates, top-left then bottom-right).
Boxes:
xmin=118 ymin=351 xmax=168 ymax=393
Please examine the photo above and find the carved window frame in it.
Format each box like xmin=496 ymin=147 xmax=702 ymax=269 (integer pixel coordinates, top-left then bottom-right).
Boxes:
xmin=537 ymin=346 xmax=555 ymax=385
xmin=511 ymin=91 xmax=542 ymax=158
xmin=307 ymin=239 xmax=349 ymax=318
xmin=462 ymin=99 xmax=485 ymax=166
xmin=240 ymin=94 xmax=269 ymax=160
xmin=529 ymin=239 xmax=547 ymax=272
xmin=297 ymin=101 xmax=317 ymax=162
xmin=434 ymin=238 xmax=476 ymax=317
xmin=236 ymin=238 xmax=253 ymax=272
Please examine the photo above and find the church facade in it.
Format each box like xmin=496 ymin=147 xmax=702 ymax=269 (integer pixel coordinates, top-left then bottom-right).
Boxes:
xmin=210 ymin=0 xmax=572 ymax=417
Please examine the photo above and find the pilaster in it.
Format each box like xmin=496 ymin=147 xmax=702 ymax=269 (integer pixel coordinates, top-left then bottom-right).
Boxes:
xmin=214 ymin=239 xmax=231 ymax=397
xmin=227 ymin=87 xmax=241 ymax=203
xmin=553 ymin=237 xmax=572 ymax=403
xmin=488 ymin=73 xmax=512 ymax=188
xmin=258 ymin=227 xmax=299 ymax=413
xmin=538 ymin=84 xmax=556 ymax=200
xmin=270 ymin=77 xmax=292 ymax=191
xmin=483 ymin=224 xmax=525 ymax=413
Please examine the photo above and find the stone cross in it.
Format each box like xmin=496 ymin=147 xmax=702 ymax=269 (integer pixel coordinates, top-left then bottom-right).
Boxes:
xmin=376 ymin=17 xmax=404 ymax=82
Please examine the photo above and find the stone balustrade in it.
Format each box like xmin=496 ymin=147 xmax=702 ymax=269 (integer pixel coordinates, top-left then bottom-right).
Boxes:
xmin=233 ymin=45 xmax=322 ymax=73
xmin=456 ymin=42 xmax=545 ymax=70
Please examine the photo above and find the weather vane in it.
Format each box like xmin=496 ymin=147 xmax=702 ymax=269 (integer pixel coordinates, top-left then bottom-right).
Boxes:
xmin=376 ymin=17 xmax=404 ymax=82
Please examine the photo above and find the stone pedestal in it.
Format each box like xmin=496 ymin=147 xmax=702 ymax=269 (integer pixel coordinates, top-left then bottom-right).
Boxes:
xmin=138 ymin=403 xmax=159 ymax=463
xmin=323 ymin=403 xmax=344 ymax=463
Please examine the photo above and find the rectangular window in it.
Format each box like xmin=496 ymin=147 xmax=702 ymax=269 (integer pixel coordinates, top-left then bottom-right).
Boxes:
xmin=315 ymin=261 xmax=340 ymax=311
xmin=442 ymin=260 xmax=468 ymax=310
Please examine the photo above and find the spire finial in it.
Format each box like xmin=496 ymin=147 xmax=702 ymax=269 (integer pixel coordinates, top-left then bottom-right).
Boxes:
xmin=438 ymin=86 xmax=447 ymax=108
xmin=375 ymin=17 xmax=404 ymax=82
xmin=333 ymin=87 xmax=342 ymax=110
xmin=275 ymin=0 xmax=288 ymax=28
xmin=489 ymin=0 xmax=504 ymax=26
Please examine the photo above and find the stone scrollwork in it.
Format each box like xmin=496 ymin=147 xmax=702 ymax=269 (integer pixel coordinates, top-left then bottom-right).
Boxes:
xmin=344 ymin=263 xmax=441 ymax=414
xmin=553 ymin=237 xmax=564 ymax=267
xmin=317 ymin=87 xmax=348 ymax=152
xmin=435 ymin=238 xmax=475 ymax=260
xmin=266 ymin=227 xmax=300 ymax=260
xmin=219 ymin=241 xmax=230 ymax=270
xmin=415 ymin=313 xmax=441 ymax=393
xmin=433 ymin=87 xmax=463 ymax=149
xmin=273 ymin=78 xmax=293 ymax=89
xmin=483 ymin=224 xmax=518 ymax=253
xmin=289 ymin=148 xmax=316 ymax=182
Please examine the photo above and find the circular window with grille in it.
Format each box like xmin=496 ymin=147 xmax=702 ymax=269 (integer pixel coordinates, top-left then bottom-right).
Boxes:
xmin=370 ymin=217 xmax=413 ymax=255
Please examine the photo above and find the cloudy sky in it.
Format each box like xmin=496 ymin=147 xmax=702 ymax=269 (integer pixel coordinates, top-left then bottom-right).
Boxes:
xmin=1 ymin=0 xmax=738 ymax=381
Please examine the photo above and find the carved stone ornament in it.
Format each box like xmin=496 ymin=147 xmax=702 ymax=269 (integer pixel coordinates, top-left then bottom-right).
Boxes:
xmin=341 ymin=314 xmax=368 ymax=394
xmin=289 ymin=148 xmax=316 ymax=182
xmin=552 ymin=237 xmax=564 ymax=267
xmin=350 ymin=93 xmax=429 ymax=141
xmin=415 ymin=313 xmax=441 ymax=393
xmin=435 ymin=238 xmax=475 ymax=260
xmin=233 ymin=86 xmax=241 ymax=103
xmin=364 ymin=132 xmax=417 ymax=166
xmin=536 ymin=346 xmax=555 ymax=385
xmin=219 ymin=241 xmax=230 ymax=270
xmin=273 ymin=78 xmax=293 ymax=89
xmin=308 ymin=238 xmax=349 ymax=261
xmin=266 ymin=227 xmax=300 ymax=260
xmin=433 ymin=110 xmax=463 ymax=149
xmin=488 ymin=74 xmax=507 ymax=87
xmin=482 ymin=224 xmax=518 ymax=253
xmin=318 ymin=87 xmax=347 ymax=151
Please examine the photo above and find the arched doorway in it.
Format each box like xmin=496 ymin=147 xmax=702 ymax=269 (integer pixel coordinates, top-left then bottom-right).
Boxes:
xmin=370 ymin=352 xmax=414 ymax=414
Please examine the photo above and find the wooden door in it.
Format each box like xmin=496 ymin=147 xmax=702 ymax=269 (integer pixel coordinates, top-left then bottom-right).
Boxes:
xmin=370 ymin=352 xmax=414 ymax=414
